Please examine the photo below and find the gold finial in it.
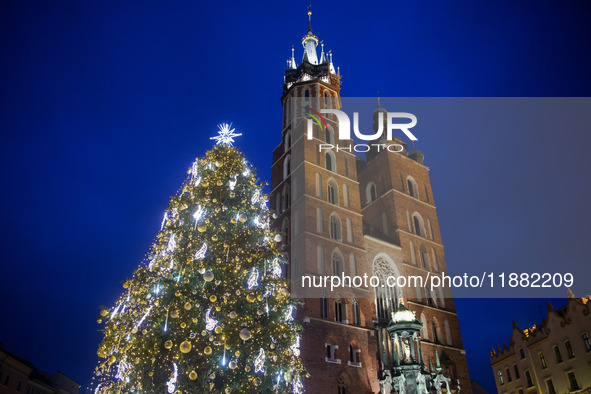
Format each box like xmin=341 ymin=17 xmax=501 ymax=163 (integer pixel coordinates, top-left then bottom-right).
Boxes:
xmin=377 ymin=91 xmax=381 ymax=108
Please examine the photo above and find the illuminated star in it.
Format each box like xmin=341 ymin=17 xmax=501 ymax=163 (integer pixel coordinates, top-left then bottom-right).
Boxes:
xmin=210 ymin=123 xmax=242 ymax=146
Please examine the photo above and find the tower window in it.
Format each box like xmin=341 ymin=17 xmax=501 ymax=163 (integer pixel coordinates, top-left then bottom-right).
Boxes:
xmin=567 ymin=372 xmax=580 ymax=391
xmin=366 ymin=182 xmax=377 ymax=204
xmin=505 ymin=368 xmax=512 ymax=382
xmin=420 ymin=245 xmax=429 ymax=270
xmin=284 ymin=131 xmax=291 ymax=152
xmin=346 ymin=218 xmax=353 ymax=243
xmin=327 ymin=180 xmax=338 ymax=205
xmin=343 ymin=184 xmax=350 ymax=207
xmin=334 ymin=300 xmax=345 ymax=323
xmin=525 ymin=370 xmax=533 ymax=387
xmin=283 ymin=155 xmax=291 ymax=179
xmin=539 ymin=352 xmax=547 ymax=369
xmin=498 ymin=370 xmax=504 ymax=385
xmin=282 ymin=218 xmax=289 ymax=245
xmin=324 ymin=91 xmax=331 ymax=108
xmin=546 ymin=378 xmax=556 ymax=394
xmin=348 ymin=344 xmax=361 ymax=366
xmin=412 ymin=213 xmax=426 ymax=237
xmin=520 ymin=348 xmax=525 ymax=359
xmin=325 ymin=151 xmax=336 ymax=172
xmin=332 ymin=251 xmax=343 ymax=276
xmin=554 ymin=345 xmax=562 ymax=363
xmin=337 ymin=377 xmax=349 ymax=394
xmin=352 ymin=298 xmax=360 ymax=325
xmin=330 ymin=214 xmax=342 ymax=241
xmin=325 ymin=343 xmax=340 ymax=363
xmin=582 ymin=332 xmax=591 ymax=351
xmin=513 ymin=364 xmax=520 ymax=379
xmin=320 ymin=291 xmax=328 ymax=318
xmin=407 ymin=176 xmax=418 ymax=198
xmin=565 ymin=340 xmax=574 ymax=358
xmin=325 ymin=127 xmax=335 ymax=145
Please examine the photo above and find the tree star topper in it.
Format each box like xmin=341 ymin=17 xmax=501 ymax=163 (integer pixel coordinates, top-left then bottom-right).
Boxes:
xmin=210 ymin=123 xmax=242 ymax=146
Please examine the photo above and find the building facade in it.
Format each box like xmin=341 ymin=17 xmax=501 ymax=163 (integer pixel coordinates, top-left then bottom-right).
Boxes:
xmin=490 ymin=295 xmax=591 ymax=394
xmin=0 ymin=343 xmax=79 ymax=394
xmin=270 ymin=11 xmax=471 ymax=393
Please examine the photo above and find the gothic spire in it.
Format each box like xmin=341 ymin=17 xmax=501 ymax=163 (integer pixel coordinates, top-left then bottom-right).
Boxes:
xmin=302 ymin=8 xmax=319 ymax=65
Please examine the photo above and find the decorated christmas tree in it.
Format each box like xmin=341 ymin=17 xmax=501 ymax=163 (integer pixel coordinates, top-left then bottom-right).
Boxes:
xmin=92 ymin=124 xmax=306 ymax=393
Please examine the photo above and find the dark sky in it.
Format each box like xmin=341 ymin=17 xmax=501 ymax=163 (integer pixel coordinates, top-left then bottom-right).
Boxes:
xmin=1 ymin=1 xmax=590 ymax=393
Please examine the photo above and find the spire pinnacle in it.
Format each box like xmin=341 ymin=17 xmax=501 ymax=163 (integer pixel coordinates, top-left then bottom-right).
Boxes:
xmin=307 ymin=6 xmax=313 ymax=32
xmin=377 ymin=91 xmax=381 ymax=108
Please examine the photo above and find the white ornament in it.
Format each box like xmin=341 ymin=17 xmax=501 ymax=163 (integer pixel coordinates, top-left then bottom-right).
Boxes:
xmin=194 ymin=243 xmax=207 ymax=260
xmin=229 ymin=175 xmax=238 ymax=190
xmin=210 ymin=123 xmax=242 ymax=146
xmin=290 ymin=336 xmax=300 ymax=357
xmin=193 ymin=205 xmax=205 ymax=227
xmin=285 ymin=305 xmax=294 ymax=322
xmin=166 ymin=363 xmax=178 ymax=394
xmin=271 ymin=258 xmax=282 ymax=278
xmin=251 ymin=189 xmax=260 ymax=204
xmin=254 ymin=348 xmax=266 ymax=373
xmin=247 ymin=268 xmax=259 ymax=289
xmin=166 ymin=233 xmax=176 ymax=254
xmin=205 ymin=308 xmax=217 ymax=331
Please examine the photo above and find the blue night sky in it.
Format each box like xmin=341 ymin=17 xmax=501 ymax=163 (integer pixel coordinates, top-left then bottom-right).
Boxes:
xmin=1 ymin=1 xmax=590 ymax=392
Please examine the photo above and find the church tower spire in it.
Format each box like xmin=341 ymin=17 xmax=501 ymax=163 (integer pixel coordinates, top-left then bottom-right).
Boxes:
xmin=302 ymin=9 xmax=319 ymax=64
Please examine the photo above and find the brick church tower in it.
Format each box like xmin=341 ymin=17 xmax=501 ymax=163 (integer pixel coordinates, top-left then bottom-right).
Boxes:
xmin=270 ymin=11 xmax=472 ymax=393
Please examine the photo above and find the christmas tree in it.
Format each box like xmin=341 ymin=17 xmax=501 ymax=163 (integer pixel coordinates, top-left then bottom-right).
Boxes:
xmin=92 ymin=124 xmax=306 ymax=393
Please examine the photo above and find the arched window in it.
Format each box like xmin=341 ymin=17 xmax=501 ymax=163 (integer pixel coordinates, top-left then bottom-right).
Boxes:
xmin=282 ymin=218 xmax=289 ymax=245
xmin=409 ymin=240 xmax=416 ymax=265
xmin=444 ymin=320 xmax=452 ymax=345
xmin=303 ymin=88 xmax=310 ymax=104
xmin=432 ymin=320 xmax=440 ymax=343
xmin=316 ymin=173 xmax=322 ymax=197
xmin=317 ymin=245 xmax=325 ymax=274
xmin=498 ymin=370 xmax=504 ymax=385
xmin=432 ymin=249 xmax=439 ymax=272
xmin=283 ymin=155 xmax=291 ymax=179
xmin=412 ymin=213 xmax=426 ymax=237
xmin=325 ymin=151 xmax=336 ymax=172
xmin=420 ymin=314 xmax=429 ymax=340
xmin=582 ymin=332 xmax=591 ymax=351
xmin=337 ymin=377 xmax=349 ymax=394
xmin=284 ymin=131 xmax=291 ymax=152
xmin=366 ymin=182 xmax=377 ymax=204
xmin=325 ymin=126 xmax=335 ymax=145
xmin=327 ymin=179 xmax=338 ymax=205
xmin=349 ymin=344 xmax=361 ymax=365
xmin=324 ymin=90 xmax=331 ymax=108
xmin=352 ymin=298 xmax=360 ymax=325
xmin=554 ymin=345 xmax=562 ymax=362
xmin=320 ymin=290 xmax=328 ymax=318
xmin=330 ymin=214 xmax=341 ymax=241
xmin=373 ymin=257 xmax=399 ymax=320
xmin=281 ymin=184 xmax=290 ymax=212
xmin=346 ymin=218 xmax=353 ymax=243
xmin=407 ymin=176 xmax=418 ymax=198
xmin=349 ymin=254 xmax=357 ymax=276
xmin=343 ymin=184 xmax=350 ymax=207
xmin=334 ymin=299 xmax=345 ymax=322
xmin=382 ymin=212 xmax=388 ymax=235
xmin=506 ymin=368 xmax=512 ymax=382
xmin=420 ymin=245 xmax=429 ymax=270
xmin=331 ymin=250 xmax=343 ymax=275
xmin=317 ymin=207 xmax=324 ymax=233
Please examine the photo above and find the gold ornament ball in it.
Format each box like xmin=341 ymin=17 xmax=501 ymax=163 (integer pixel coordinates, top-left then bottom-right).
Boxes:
xmin=192 ymin=317 xmax=198 ymax=324
xmin=225 ymin=388 xmax=231 ymax=394
xmin=131 ymin=327 xmax=138 ymax=334
xmin=184 ymin=302 xmax=192 ymax=310
xmin=175 ymin=291 xmax=181 ymax=297
xmin=204 ymin=346 xmax=212 ymax=355
xmin=270 ymin=343 xmax=275 ymax=350
xmin=215 ymin=161 xmax=222 ymax=167
xmin=214 ymin=326 xmax=223 ymax=334
xmin=245 ymin=366 xmax=251 ymax=373
xmin=246 ymin=294 xmax=256 ymax=303
xmin=257 ymin=309 xmax=263 ymax=316
xmin=135 ymin=358 xmax=141 ymax=364
xmin=212 ymin=198 xmax=217 ymax=203
xmin=230 ymin=218 xmax=237 ymax=224
xmin=100 ymin=309 xmax=108 ymax=317
xmin=184 ymin=278 xmax=190 ymax=284
xmin=149 ymin=371 xmax=154 ymax=377
xmin=97 ymin=348 xmax=107 ymax=358
xmin=181 ymin=322 xmax=187 ymax=329
xmin=257 ymin=294 xmax=263 ymax=301
xmin=180 ymin=340 xmax=192 ymax=353
xmin=209 ymin=295 xmax=217 ymax=303
xmin=212 ymin=235 xmax=218 ymax=241
xmin=239 ymin=328 xmax=251 ymax=341
xmin=164 ymin=340 xmax=173 ymax=350
xmin=216 ymin=180 xmax=222 ymax=186
xmin=96 ymin=318 xmax=102 ymax=324
xmin=203 ymin=271 xmax=214 ymax=282
xmin=189 ymin=371 xmax=197 ymax=380
xmin=197 ymin=224 xmax=207 ymax=233
xmin=235 ymin=350 xmax=241 ymax=357
xmin=171 ymin=310 xmax=179 ymax=318
xmin=215 ymin=306 xmax=221 ymax=311
xmin=274 ymin=234 xmax=283 ymax=243
xmin=108 ymin=355 xmax=116 ymax=364
xmin=238 ymin=214 xmax=247 ymax=223
xmin=254 ymin=378 xmax=261 ymax=386
xmin=229 ymin=311 xmax=236 ymax=319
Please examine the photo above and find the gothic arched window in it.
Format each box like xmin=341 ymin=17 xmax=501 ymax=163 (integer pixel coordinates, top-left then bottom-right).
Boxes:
xmin=329 ymin=214 xmax=341 ymax=241
xmin=326 ymin=151 xmax=336 ymax=172
xmin=412 ymin=213 xmax=426 ymax=237
xmin=366 ymin=182 xmax=377 ymax=204
xmin=331 ymin=250 xmax=343 ymax=275
xmin=373 ymin=257 xmax=399 ymax=320
xmin=327 ymin=179 xmax=338 ymax=205
xmin=337 ymin=377 xmax=349 ymax=394
xmin=407 ymin=176 xmax=419 ymax=198
xmin=283 ymin=155 xmax=291 ymax=179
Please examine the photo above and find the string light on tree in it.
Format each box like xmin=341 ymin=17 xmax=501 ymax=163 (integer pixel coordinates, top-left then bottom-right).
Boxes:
xmin=91 ymin=124 xmax=306 ymax=393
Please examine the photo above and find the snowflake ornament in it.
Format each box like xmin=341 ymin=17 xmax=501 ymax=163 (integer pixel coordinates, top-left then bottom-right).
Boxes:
xmin=210 ymin=123 xmax=242 ymax=146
